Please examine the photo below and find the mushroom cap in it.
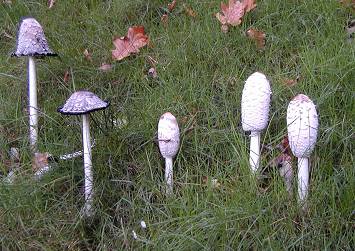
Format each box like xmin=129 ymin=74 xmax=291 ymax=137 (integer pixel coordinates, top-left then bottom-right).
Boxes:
xmin=158 ymin=112 xmax=180 ymax=158
xmin=12 ymin=17 xmax=56 ymax=57
xmin=58 ymin=90 xmax=109 ymax=115
xmin=241 ymin=72 xmax=272 ymax=132
xmin=287 ymin=94 xmax=319 ymax=158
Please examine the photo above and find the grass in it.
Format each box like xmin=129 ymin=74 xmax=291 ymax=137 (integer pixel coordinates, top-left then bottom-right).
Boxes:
xmin=0 ymin=0 xmax=354 ymax=249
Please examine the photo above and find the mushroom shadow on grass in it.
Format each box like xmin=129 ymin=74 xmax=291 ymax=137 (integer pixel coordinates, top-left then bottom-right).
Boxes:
xmin=12 ymin=17 xmax=57 ymax=153
xmin=58 ymin=90 xmax=109 ymax=217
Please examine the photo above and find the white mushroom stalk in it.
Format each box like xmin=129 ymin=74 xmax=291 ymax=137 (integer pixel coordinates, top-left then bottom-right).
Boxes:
xmin=58 ymin=90 xmax=109 ymax=217
xmin=158 ymin=112 xmax=180 ymax=195
xmin=287 ymin=94 xmax=318 ymax=207
xmin=241 ymin=72 xmax=271 ymax=173
xmin=12 ymin=17 xmax=57 ymax=152
xmin=28 ymin=56 xmax=38 ymax=152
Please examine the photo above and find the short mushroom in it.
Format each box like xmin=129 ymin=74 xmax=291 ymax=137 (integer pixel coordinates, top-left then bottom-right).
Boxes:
xmin=158 ymin=112 xmax=180 ymax=195
xmin=12 ymin=17 xmax=57 ymax=152
xmin=287 ymin=94 xmax=318 ymax=207
xmin=241 ymin=72 xmax=272 ymax=173
xmin=58 ymin=90 xmax=109 ymax=216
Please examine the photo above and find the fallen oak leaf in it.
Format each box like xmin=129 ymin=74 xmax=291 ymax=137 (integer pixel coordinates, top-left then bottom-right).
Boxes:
xmin=216 ymin=0 xmax=245 ymax=26
xmin=112 ymin=26 xmax=149 ymax=61
xmin=246 ymin=28 xmax=265 ymax=49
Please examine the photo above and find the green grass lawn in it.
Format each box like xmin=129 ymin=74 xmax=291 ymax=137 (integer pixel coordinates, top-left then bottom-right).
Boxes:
xmin=0 ymin=0 xmax=354 ymax=249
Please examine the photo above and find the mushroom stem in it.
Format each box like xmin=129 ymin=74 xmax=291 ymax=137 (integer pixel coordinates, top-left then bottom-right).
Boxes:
xmin=165 ymin=157 xmax=173 ymax=195
xmin=297 ymin=157 xmax=309 ymax=205
xmin=82 ymin=113 xmax=93 ymax=216
xmin=249 ymin=131 xmax=260 ymax=172
xmin=28 ymin=56 xmax=38 ymax=153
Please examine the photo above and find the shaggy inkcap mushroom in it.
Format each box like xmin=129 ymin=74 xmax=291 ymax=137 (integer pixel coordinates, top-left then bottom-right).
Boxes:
xmin=12 ymin=17 xmax=56 ymax=153
xmin=241 ymin=72 xmax=271 ymax=173
xmin=287 ymin=94 xmax=318 ymax=207
xmin=158 ymin=112 xmax=180 ymax=195
xmin=58 ymin=90 xmax=109 ymax=217
xmin=12 ymin=17 xmax=56 ymax=57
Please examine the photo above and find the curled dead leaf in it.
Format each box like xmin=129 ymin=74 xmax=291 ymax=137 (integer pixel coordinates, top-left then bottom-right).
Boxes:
xmin=84 ymin=49 xmax=93 ymax=62
xmin=168 ymin=0 xmax=177 ymax=12
xmin=63 ymin=70 xmax=70 ymax=83
xmin=32 ymin=152 xmax=50 ymax=172
xmin=48 ymin=0 xmax=55 ymax=8
xmin=161 ymin=14 xmax=169 ymax=27
xmin=112 ymin=26 xmax=149 ymax=61
xmin=184 ymin=4 xmax=197 ymax=17
xmin=148 ymin=67 xmax=157 ymax=78
xmin=243 ymin=0 xmax=256 ymax=12
xmin=99 ymin=63 xmax=112 ymax=72
xmin=246 ymin=28 xmax=266 ymax=49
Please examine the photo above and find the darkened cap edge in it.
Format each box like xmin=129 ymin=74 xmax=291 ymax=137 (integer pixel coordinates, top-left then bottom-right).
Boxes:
xmin=11 ymin=16 xmax=57 ymax=58
xmin=57 ymin=101 xmax=110 ymax=115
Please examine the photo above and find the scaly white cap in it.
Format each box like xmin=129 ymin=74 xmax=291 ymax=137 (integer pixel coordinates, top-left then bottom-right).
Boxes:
xmin=241 ymin=72 xmax=272 ymax=132
xmin=158 ymin=112 xmax=180 ymax=158
xmin=287 ymin=94 xmax=319 ymax=158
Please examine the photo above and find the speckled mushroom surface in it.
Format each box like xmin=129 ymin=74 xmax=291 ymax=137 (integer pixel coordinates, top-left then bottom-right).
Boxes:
xmin=287 ymin=94 xmax=318 ymax=158
xmin=12 ymin=17 xmax=56 ymax=57
xmin=241 ymin=72 xmax=272 ymax=132
xmin=58 ymin=90 xmax=109 ymax=115
xmin=158 ymin=112 xmax=180 ymax=158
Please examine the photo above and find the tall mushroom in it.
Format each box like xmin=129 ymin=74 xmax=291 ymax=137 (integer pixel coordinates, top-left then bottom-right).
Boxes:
xmin=241 ymin=72 xmax=272 ymax=173
xmin=287 ymin=94 xmax=318 ymax=207
xmin=58 ymin=90 xmax=109 ymax=216
xmin=158 ymin=112 xmax=180 ymax=195
xmin=12 ymin=17 xmax=57 ymax=152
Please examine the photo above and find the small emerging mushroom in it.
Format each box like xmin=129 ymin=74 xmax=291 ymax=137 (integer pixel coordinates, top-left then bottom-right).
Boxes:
xmin=241 ymin=72 xmax=272 ymax=173
xmin=158 ymin=112 xmax=180 ymax=195
xmin=287 ymin=94 xmax=318 ymax=207
xmin=58 ymin=90 xmax=109 ymax=216
xmin=12 ymin=17 xmax=57 ymax=152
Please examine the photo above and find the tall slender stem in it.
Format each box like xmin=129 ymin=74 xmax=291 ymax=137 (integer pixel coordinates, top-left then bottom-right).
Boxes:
xmin=28 ymin=56 xmax=38 ymax=153
xmin=249 ymin=131 xmax=260 ymax=173
xmin=82 ymin=114 xmax=93 ymax=216
xmin=165 ymin=157 xmax=173 ymax=195
xmin=298 ymin=157 xmax=309 ymax=205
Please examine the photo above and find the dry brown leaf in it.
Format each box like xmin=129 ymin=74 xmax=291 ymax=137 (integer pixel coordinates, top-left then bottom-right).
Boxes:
xmin=282 ymin=78 xmax=298 ymax=87
xmin=216 ymin=0 xmax=245 ymax=26
xmin=148 ymin=67 xmax=157 ymax=78
xmin=161 ymin=14 xmax=169 ymax=27
xmin=63 ymin=70 xmax=70 ymax=83
xmin=339 ymin=0 xmax=355 ymax=10
xmin=84 ymin=49 xmax=93 ymax=62
xmin=246 ymin=28 xmax=266 ymax=49
xmin=168 ymin=0 xmax=177 ymax=12
xmin=32 ymin=152 xmax=50 ymax=172
xmin=184 ymin=5 xmax=197 ymax=17
xmin=99 ymin=63 xmax=112 ymax=72
xmin=112 ymin=26 xmax=149 ymax=61
xmin=243 ymin=0 xmax=256 ymax=12
xmin=48 ymin=0 xmax=55 ymax=8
